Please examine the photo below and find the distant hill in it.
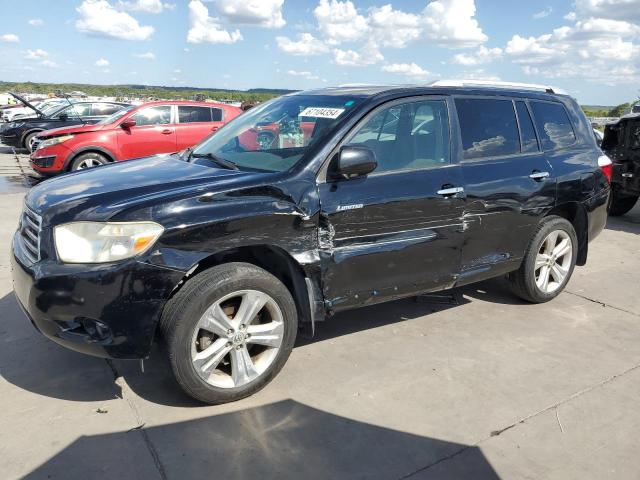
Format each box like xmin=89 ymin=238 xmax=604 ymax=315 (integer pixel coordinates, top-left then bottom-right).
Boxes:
xmin=0 ymin=80 xmax=296 ymax=102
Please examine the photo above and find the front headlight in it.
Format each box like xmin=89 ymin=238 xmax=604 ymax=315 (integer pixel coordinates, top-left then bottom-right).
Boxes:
xmin=7 ymin=122 xmax=24 ymax=128
xmin=38 ymin=134 xmax=75 ymax=150
xmin=54 ymin=222 xmax=164 ymax=263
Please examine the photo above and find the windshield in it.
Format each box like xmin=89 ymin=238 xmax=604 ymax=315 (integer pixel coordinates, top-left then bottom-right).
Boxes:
xmin=98 ymin=105 xmax=135 ymax=125
xmin=189 ymin=94 xmax=364 ymax=172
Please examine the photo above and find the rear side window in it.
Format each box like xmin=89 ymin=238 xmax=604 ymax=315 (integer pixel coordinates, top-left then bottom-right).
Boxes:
xmin=178 ymin=106 xmax=212 ymax=123
xmin=92 ymin=103 xmax=120 ymax=116
xmin=211 ymin=108 xmax=223 ymax=122
xmin=455 ymin=98 xmax=520 ymax=160
xmin=530 ymin=101 xmax=576 ymax=151
xmin=515 ymin=101 xmax=539 ymax=153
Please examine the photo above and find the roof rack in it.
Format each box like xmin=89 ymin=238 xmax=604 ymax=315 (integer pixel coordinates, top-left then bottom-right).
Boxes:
xmin=429 ymin=79 xmax=567 ymax=95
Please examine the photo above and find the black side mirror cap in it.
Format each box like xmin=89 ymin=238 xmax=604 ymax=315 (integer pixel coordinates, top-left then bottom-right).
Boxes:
xmin=59 ymin=113 xmax=68 ymax=121
xmin=332 ymin=146 xmax=377 ymax=179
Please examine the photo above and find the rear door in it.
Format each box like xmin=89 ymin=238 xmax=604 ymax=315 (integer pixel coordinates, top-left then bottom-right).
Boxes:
xmin=455 ymin=97 xmax=556 ymax=284
xmin=116 ymin=105 xmax=176 ymax=159
xmin=174 ymin=105 xmax=223 ymax=150
xmin=317 ymin=96 xmax=466 ymax=310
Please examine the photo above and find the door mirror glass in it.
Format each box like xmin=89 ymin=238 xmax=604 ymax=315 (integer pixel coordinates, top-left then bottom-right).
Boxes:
xmin=332 ymin=146 xmax=377 ymax=179
xmin=120 ymin=118 xmax=137 ymax=129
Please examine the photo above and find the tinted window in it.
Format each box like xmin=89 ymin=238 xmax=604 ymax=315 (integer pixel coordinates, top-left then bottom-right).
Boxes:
xmin=178 ymin=106 xmax=212 ymax=123
xmin=92 ymin=103 xmax=121 ymax=116
xmin=530 ymin=101 xmax=576 ymax=151
xmin=211 ymin=108 xmax=223 ymax=122
xmin=57 ymin=104 xmax=91 ymax=118
xmin=456 ymin=98 xmax=520 ymax=160
xmin=631 ymin=124 xmax=640 ymax=150
xmin=348 ymin=100 xmax=450 ymax=173
xmin=515 ymin=101 xmax=539 ymax=153
xmin=132 ymin=105 xmax=172 ymax=126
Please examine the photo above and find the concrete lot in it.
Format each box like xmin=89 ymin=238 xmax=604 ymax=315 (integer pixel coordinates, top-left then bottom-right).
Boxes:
xmin=0 ymin=147 xmax=639 ymax=479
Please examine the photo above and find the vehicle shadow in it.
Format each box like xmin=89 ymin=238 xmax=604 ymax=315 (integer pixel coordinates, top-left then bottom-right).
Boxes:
xmin=1 ymin=278 xmax=521 ymax=408
xmin=605 ymin=203 xmax=640 ymax=235
xmin=23 ymin=399 xmax=501 ymax=480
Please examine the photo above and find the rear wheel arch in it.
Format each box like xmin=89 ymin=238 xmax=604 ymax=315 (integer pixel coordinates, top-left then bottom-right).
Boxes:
xmin=545 ymin=202 xmax=588 ymax=266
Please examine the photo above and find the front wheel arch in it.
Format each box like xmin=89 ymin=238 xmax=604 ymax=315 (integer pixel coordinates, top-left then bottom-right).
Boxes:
xmin=66 ymin=148 xmax=116 ymax=171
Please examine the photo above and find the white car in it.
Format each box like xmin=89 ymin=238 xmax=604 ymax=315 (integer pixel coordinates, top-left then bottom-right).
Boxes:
xmin=3 ymin=98 xmax=67 ymax=122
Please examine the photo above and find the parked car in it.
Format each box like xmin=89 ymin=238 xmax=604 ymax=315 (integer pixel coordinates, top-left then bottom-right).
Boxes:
xmin=601 ymin=112 xmax=640 ymax=215
xmin=632 ymin=103 xmax=640 ymax=114
xmin=0 ymin=94 xmax=67 ymax=123
xmin=0 ymin=95 xmax=129 ymax=151
xmin=29 ymin=100 xmax=242 ymax=174
xmin=12 ymin=81 xmax=611 ymax=404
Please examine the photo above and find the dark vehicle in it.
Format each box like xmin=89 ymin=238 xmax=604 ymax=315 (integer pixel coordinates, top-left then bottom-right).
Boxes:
xmin=601 ymin=113 xmax=640 ymax=215
xmin=633 ymin=104 xmax=640 ymax=114
xmin=11 ymin=82 xmax=611 ymax=404
xmin=0 ymin=93 xmax=129 ymax=151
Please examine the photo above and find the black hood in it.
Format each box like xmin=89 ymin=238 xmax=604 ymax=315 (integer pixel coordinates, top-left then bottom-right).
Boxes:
xmin=26 ymin=156 xmax=267 ymax=225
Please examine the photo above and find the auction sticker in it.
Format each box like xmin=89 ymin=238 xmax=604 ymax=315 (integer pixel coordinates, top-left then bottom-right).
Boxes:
xmin=299 ymin=107 xmax=345 ymax=119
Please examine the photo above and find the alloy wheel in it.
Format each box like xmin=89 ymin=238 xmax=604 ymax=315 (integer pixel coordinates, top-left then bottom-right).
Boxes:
xmin=190 ymin=289 xmax=284 ymax=389
xmin=76 ymin=158 xmax=103 ymax=169
xmin=535 ymin=230 xmax=573 ymax=294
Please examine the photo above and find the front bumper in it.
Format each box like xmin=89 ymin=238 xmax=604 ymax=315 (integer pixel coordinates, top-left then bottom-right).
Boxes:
xmin=0 ymin=132 xmax=21 ymax=148
xmin=11 ymin=233 xmax=186 ymax=359
xmin=30 ymin=144 xmax=72 ymax=174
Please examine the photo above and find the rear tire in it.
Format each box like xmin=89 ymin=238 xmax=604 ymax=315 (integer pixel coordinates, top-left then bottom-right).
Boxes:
xmin=608 ymin=187 xmax=638 ymax=216
xmin=160 ymin=262 xmax=298 ymax=405
xmin=509 ymin=216 xmax=578 ymax=303
xmin=70 ymin=152 xmax=108 ymax=171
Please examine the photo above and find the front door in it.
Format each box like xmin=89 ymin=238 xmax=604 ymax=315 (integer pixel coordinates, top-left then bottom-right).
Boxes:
xmin=116 ymin=105 xmax=177 ymax=160
xmin=317 ymin=97 xmax=466 ymax=311
xmin=454 ymin=97 xmax=556 ymax=283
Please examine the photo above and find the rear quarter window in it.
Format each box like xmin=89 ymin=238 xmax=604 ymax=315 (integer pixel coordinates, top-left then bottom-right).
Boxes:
xmin=530 ymin=101 xmax=576 ymax=151
xmin=455 ymin=98 xmax=520 ymax=160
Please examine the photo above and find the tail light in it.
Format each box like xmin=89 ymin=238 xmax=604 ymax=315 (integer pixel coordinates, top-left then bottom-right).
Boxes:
xmin=598 ymin=155 xmax=613 ymax=183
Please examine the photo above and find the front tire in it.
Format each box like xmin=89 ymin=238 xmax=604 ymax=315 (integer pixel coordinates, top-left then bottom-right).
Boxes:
xmin=24 ymin=132 xmax=40 ymax=152
xmin=509 ymin=216 xmax=578 ymax=303
xmin=70 ymin=152 xmax=108 ymax=171
xmin=160 ymin=262 xmax=298 ymax=405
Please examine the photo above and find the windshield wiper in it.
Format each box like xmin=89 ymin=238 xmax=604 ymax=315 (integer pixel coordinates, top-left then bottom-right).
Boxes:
xmin=191 ymin=152 xmax=239 ymax=170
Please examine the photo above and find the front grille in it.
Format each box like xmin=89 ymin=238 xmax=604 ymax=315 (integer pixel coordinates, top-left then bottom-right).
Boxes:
xmin=18 ymin=206 xmax=42 ymax=264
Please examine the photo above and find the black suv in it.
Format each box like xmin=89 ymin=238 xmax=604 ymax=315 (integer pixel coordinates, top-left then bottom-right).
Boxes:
xmin=0 ymin=94 xmax=129 ymax=151
xmin=11 ymin=83 xmax=610 ymax=404
xmin=601 ymin=113 xmax=640 ymax=215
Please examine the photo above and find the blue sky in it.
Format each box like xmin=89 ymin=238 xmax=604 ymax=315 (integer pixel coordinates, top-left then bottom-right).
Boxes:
xmin=1 ymin=0 xmax=639 ymax=105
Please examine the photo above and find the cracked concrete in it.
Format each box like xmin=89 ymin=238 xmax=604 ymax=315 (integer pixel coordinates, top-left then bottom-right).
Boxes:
xmin=1 ymin=150 xmax=639 ymax=479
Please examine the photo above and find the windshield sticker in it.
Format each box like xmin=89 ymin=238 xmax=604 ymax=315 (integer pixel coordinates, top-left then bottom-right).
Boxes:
xmin=299 ymin=107 xmax=345 ymax=119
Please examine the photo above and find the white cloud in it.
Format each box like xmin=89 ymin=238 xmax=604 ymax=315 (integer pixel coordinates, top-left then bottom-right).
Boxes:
xmin=28 ymin=19 xmax=44 ymax=27
xmin=574 ymin=0 xmax=640 ymax=22
xmin=422 ymin=0 xmax=488 ymax=48
xmin=117 ymin=0 xmax=175 ymax=13
xmin=187 ymin=0 xmax=243 ymax=44
xmin=95 ymin=58 xmax=110 ymax=67
xmin=333 ymin=42 xmax=384 ymax=66
xmin=1 ymin=33 xmax=19 ymax=43
xmin=133 ymin=51 xmax=156 ymax=59
xmin=276 ymin=33 xmax=329 ymax=55
xmin=314 ymin=0 xmax=369 ymax=45
xmin=41 ymin=60 xmax=59 ymax=68
xmin=287 ymin=69 xmax=319 ymax=80
xmin=452 ymin=45 xmax=502 ymax=65
xmin=174 ymin=68 xmax=181 ymax=73
xmin=456 ymin=69 xmax=501 ymax=81
xmin=25 ymin=49 xmax=48 ymax=59
xmin=382 ymin=62 xmax=431 ymax=80
xmin=76 ymin=0 xmax=154 ymax=40
xmin=211 ymin=0 xmax=285 ymax=28
xmin=369 ymin=4 xmax=421 ymax=48
xmin=533 ymin=7 xmax=553 ymax=19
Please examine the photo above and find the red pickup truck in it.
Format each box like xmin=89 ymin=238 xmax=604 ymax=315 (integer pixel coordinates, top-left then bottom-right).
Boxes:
xmin=30 ymin=100 xmax=242 ymax=174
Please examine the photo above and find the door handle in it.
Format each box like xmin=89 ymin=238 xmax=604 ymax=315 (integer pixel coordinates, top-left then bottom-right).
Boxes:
xmin=161 ymin=129 xmax=173 ymax=135
xmin=437 ymin=186 xmax=464 ymax=197
xmin=211 ymin=126 xmax=219 ymax=132
xmin=529 ymin=171 xmax=550 ymax=181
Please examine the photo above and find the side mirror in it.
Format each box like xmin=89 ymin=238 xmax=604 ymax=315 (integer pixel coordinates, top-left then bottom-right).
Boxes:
xmin=59 ymin=113 xmax=68 ymax=121
xmin=331 ymin=146 xmax=377 ymax=179
xmin=120 ymin=118 xmax=136 ymax=129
